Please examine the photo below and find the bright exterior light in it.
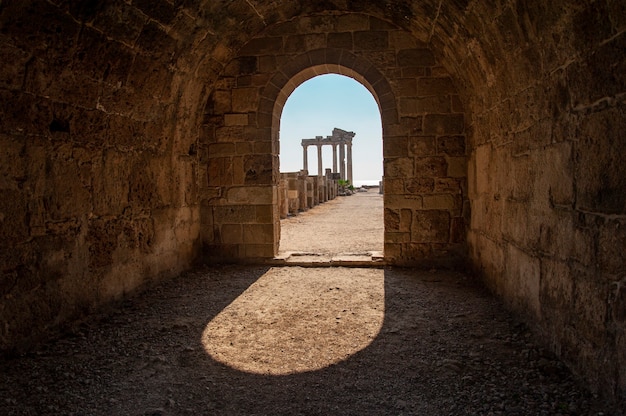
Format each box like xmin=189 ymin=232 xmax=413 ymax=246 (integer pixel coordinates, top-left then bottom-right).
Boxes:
xmin=202 ymin=267 xmax=384 ymax=375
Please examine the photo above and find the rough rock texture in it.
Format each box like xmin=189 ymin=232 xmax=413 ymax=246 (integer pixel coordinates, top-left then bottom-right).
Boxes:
xmin=0 ymin=265 xmax=621 ymax=415
xmin=200 ymin=12 xmax=468 ymax=265
xmin=0 ymin=0 xmax=624 ymax=406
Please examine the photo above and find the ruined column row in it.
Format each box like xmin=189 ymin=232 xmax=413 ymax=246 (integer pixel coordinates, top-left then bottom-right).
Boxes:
xmin=278 ymin=169 xmax=338 ymax=219
xmin=301 ymin=128 xmax=355 ymax=184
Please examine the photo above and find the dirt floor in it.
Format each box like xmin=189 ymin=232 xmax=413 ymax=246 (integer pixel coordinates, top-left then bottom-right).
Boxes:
xmin=0 ymin=192 xmax=620 ymax=415
xmin=279 ymin=190 xmax=383 ymax=255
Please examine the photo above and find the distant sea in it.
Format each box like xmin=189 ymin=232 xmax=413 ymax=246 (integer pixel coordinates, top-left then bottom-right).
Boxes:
xmin=353 ymin=179 xmax=381 ymax=187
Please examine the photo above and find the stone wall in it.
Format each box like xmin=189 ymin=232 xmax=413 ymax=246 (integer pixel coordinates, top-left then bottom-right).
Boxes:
xmin=436 ymin=1 xmax=626 ymax=402
xmin=0 ymin=0 xmax=624 ymax=405
xmin=279 ymin=171 xmax=338 ymax=218
xmin=0 ymin=0 xmax=205 ymax=351
xmin=199 ymin=14 xmax=468 ymax=266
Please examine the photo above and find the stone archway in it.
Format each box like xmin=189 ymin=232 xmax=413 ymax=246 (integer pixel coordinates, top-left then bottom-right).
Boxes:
xmin=200 ymin=14 xmax=468 ymax=266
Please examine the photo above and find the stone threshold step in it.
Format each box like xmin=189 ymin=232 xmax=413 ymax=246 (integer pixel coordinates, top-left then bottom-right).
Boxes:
xmin=267 ymin=251 xmax=385 ymax=267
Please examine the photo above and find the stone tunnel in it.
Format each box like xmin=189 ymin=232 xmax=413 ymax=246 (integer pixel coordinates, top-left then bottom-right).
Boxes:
xmin=0 ymin=0 xmax=624 ymax=405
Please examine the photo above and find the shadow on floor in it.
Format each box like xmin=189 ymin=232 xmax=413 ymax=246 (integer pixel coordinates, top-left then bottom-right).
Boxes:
xmin=0 ymin=265 xmax=615 ymax=416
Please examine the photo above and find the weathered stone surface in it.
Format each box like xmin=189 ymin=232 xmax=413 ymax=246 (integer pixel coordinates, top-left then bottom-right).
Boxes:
xmin=1 ymin=1 xmax=624 ymax=408
xmin=412 ymin=210 xmax=450 ymax=243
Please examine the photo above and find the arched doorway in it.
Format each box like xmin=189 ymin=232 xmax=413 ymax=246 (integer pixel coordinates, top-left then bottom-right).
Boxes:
xmin=200 ymin=14 xmax=468 ymax=267
xmin=277 ymin=73 xmax=384 ymax=257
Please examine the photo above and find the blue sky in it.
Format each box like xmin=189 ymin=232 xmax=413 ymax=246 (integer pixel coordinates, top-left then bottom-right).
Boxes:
xmin=279 ymin=74 xmax=383 ymax=186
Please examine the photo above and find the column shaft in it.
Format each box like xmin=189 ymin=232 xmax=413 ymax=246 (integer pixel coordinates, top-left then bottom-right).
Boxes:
xmin=302 ymin=145 xmax=308 ymax=172
xmin=347 ymin=142 xmax=353 ymax=184
xmin=339 ymin=142 xmax=346 ymax=181
xmin=317 ymin=144 xmax=323 ymax=177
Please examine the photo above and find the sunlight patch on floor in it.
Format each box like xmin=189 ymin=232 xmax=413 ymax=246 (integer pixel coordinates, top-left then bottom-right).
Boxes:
xmin=201 ymin=267 xmax=384 ymax=375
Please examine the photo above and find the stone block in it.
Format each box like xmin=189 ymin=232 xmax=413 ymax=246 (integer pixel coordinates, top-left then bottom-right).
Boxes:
xmin=210 ymin=90 xmax=232 ymax=114
xmin=408 ymin=136 xmax=436 ymax=156
xmin=598 ymin=218 xmax=626 ymax=275
xmin=383 ymin=136 xmax=408 ymax=157
xmin=384 ymin=157 xmax=414 ymax=178
xmin=215 ymin=126 xmax=245 ymax=143
xmin=394 ymin=78 xmax=418 ymax=97
xmin=0 ymin=189 xmax=29 ymax=243
xmin=397 ymin=49 xmax=436 ymax=66
xmin=537 ymin=141 xmax=574 ymax=206
xmin=208 ymin=157 xmax=234 ymax=186
xmin=405 ymin=177 xmax=434 ymax=193
xmin=472 ymin=143 xmax=492 ymax=195
xmin=299 ymin=15 xmax=335 ymax=32
xmin=540 ymin=259 xmax=574 ymax=311
xmin=0 ymin=136 xmax=26 ymax=181
xmin=244 ymin=154 xmax=273 ymax=184
xmin=404 ymin=243 xmax=433 ymax=261
xmin=419 ymin=96 xmax=452 ymax=113
xmin=418 ymin=77 xmax=456 ymax=96
xmin=213 ymin=205 xmax=256 ymax=224
xmin=244 ymin=243 xmax=275 ymax=258
xmin=401 ymin=96 xmax=451 ymax=114
xmin=232 ymin=88 xmax=259 ymax=112
xmin=423 ymin=114 xmax=464 ymax=135
xmin=437 ymin=136 xmax=465 ymax=156
xmin=504 ymin=243 xmax=541 ymax=319
xmin=255 ymin=205 xmax=274 ymax=223
xmin=400 ymin=209 xmax=413 ymax=232
xmin=382 ymin=178 xmax=403 ymax=194
xmin=574 ymin=107 xmax=625 ymax=214
xmin=513 ymin=120 xmax=552 ymax=156
xmin=259 ymin=55 xmax=277 ymax=73
xmin=385 ymin=194 xmax=423 ymax=209
xmin=235 ymin=141 xmax=253 ymax=155
xmin=384 ymin=208 xmax=400 ymax=231
xmin=423 ymin=194 xmax=458 ymax=210
xmin=224 ymin=114 xmax=249 ymax=126
xmin=209 ymin=143 xmax=235 ymax=156
xmin=414 ymin=157 xmax=447 ymax=177
xmin=389 ymin=31 xmax=422 ymax=50
xmin=227 ymin=186 xmax=274 ymax=204
xmin=336 ymin=14 xmax=369 ymax=31
xmin=411 ymin=210 xmax=450 ymax=243
xmin=243 ymin=224 xmax=274 ymax=244
xmin=450 ymin=217 xmax=465 ymax=243
xmin=136 ymin=21 xmax=176 ymax=58
xmin=386 ymin=232 xmax=410 ymax=243
xmin=354 ymin=31 xmax=388 ymax=50
xmin=383 ymin=242 xmax=403 ymax=260
xmin=567 ymin=33 xmax=626 ymax=106
xmin=467 ymin=231 xmax=505 ymax=293
xmin=284 ymin=34 xmax=306 ymax=53
xmin=0 ymin=43 xmax=30 ymax=90
xmin=446 ymin=156 xmax=467 ymax=178
xmin=572 ymin=266 xmax=610 ymax=342
xmin=500 ymin=198 xmax=530 ymax=248
xmin=239 ymin=37 xmax=283 ymax=55
xmin=434 ymin=178 xmax=462 ymax=193
xmin=133 ymin=0 xmax=177 ymax=24
xmin=220 ymin=224 xmax=243 ymax=244
xmin=90 ymin=1 xmax=145 ymax=44
xmin=304 ymin=33 xmax=327 ymax=50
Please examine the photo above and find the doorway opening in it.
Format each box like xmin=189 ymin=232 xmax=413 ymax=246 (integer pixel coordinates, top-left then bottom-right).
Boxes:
xmin=277 ymin=74 xmax=384 ymax=260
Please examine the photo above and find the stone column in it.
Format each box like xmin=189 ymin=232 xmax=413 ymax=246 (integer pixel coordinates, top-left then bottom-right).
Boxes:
xmin=317 ymin=143 xmax=323 ymax=177
xmin=339 ymin=141 xmax=346 ymax=181
xmin=302 ymin=144 xmax=308 ymax=172
xmin=332 ymin=144 xmax=338 ymax=174
xmin=347 ymin=140 xmax=353 ymax=184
